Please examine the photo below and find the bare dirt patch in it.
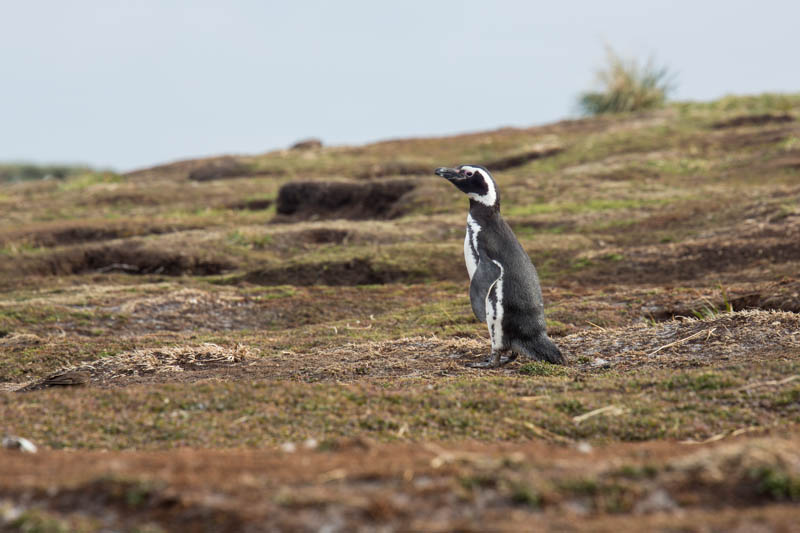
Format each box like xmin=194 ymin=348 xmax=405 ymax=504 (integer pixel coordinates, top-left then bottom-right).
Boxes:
xmin=275 ymin=179 xmax=420 ymax=221
xmin=31 ymin=241 xmax=234 ymax=276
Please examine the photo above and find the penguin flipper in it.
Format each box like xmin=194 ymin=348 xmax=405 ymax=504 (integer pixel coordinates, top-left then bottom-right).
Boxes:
xmin=469 ymin=259 xmax=501 ymax=322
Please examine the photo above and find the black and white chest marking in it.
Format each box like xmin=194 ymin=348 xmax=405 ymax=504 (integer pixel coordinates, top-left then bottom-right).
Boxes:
xmin=485 ymin=259 xmax=505 ymax=351
xmin=464 ymin=213 xmax=481 ymax=279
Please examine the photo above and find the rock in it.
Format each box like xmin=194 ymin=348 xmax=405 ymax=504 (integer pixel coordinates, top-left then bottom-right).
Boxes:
xmin=0 ymin=500 xmax=24 ymax=523
xmin=2 ymin=435 xmax=38 ymax=453
xmin=280 ymin=442 xmax=297 ymax=453
xmin=591 ymin=357 xmax=611 ymax=368
xmin=634 ymin=488 xmax=677 ymax=514
xmin=15 ymin=369 xmax=90 ymax=392
xmin=576 ymin=441 xmax=593 ymax=454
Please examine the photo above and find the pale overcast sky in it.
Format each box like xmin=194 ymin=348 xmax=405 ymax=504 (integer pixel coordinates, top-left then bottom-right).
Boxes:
xmin=1 ymin=1 xmax=798 ymax=171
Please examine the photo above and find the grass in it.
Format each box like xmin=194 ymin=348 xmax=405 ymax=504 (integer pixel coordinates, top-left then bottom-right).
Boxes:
xmin=509 ymin=482 xmax=541 ymax=507
xmin=2 ymin=91 xmax=800 ymax=450
xmin=2 ymin=353 xmax=797 ymax=448
xmin=58 ymin=171 xmax=125 ymax=191
xmin=665 ymin=372 xmax=736 ymax=392
xmin=3 ymin=93 xmax=800 ymax=532
xmin=691 ymin=285 xmax=734 ymax=319
xmin=750 ymin=466 xmax=800 ymax=501
xmin=578 ymin=46 xmax=674 ymax=115
xmin=519 ymin=361 xmax=568 ymax=377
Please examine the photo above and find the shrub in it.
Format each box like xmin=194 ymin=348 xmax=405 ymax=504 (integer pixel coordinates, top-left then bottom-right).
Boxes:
xmin=0 ymin=163 xmax=91 ymax=183
xmin=578 ymin=46 xmax=675 ymax=115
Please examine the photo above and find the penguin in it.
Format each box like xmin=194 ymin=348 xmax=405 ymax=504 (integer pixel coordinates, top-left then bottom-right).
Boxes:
xmin=435 ymin=164 xmax=565 ymax=368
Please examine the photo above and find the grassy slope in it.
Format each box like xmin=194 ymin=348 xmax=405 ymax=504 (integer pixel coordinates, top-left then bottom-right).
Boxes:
xmin=1 ymin=93 xmax=799 ymax=530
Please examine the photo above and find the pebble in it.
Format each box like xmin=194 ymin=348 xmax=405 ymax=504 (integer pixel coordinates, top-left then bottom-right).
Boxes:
xmin=634 ymin=488 xmax=678 ymax=514
xmin=1 ymin=435 xmax=37 ymax=454
xmin=576 ymin=441 xmax=593 ymax=454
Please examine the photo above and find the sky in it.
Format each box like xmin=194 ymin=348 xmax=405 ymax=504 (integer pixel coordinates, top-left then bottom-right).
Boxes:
xmin=1 ymin=1 xmax=799 ymax=172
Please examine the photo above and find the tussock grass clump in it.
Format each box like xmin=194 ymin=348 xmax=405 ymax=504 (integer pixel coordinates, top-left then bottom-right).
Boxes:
xmin=578 ymin=47 xmax=674 ymax=115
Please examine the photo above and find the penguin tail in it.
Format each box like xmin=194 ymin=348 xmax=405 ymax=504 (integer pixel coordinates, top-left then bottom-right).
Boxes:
xmin=521 ymin=334 xmax=566 ymax=365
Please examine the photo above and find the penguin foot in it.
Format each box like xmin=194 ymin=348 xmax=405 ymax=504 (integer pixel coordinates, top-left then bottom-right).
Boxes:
xmin=500 ymin=352 xmax=518 ymax=366
xmin=467 ymin=352 xmax=517 ymax=368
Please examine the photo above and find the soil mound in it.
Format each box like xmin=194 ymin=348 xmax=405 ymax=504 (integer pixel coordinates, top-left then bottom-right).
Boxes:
xmin=227 ymin=198 xmax=274 ymax=211
xmin=35 ymin=242 xmax=234 ymax=276
xmin=0 ymin=220 xmax=197 ymax=248
xmin=275 ymin=179 xmax=419 ymax=221
xmin=483 ymin=145 xmax=564 ymax=170
xmin=241 ymin=257 xmax=425 ymax=286
xmin=290 ymin=138 xmax=323 ymax=150
xmin=712 ymin=113 xmax=794 ymax=129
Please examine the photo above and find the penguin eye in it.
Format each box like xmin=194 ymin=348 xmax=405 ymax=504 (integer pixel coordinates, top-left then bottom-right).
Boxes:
xmin=466 ymin=171 xmax=474 ymax=177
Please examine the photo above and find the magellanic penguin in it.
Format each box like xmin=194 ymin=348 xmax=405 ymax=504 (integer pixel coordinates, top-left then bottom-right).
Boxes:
xmin=435 ymin=165 xmax=565 ymax=368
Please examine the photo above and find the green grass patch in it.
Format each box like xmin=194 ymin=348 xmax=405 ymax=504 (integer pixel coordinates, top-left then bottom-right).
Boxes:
xmin=59 ymin=171 xmax=125 ymax=191
xmin=509 ymin=482 xmax=541 ymax=508
xmin=518 ymin=361 xmax=568 ymax=377
xmin=750 ymin=466 xmax=800 ymax=501
xmin=665 ymin=372 xmax=735 ymax=392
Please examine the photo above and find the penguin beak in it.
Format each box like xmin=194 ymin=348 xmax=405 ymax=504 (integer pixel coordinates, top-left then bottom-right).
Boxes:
xmin=435 ymin=167 xmax=460 ymax=180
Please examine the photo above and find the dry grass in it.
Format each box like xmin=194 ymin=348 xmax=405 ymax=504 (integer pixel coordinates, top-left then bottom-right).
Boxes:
xmin=562 ymin=310 xmax=800 ymax=371
xmin=14 ymin=343 xmax=255 ymax=392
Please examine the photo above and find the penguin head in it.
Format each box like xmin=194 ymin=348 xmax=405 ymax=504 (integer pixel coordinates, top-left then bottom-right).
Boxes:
xmin=435 ymin=165 xmax=499 ymax=209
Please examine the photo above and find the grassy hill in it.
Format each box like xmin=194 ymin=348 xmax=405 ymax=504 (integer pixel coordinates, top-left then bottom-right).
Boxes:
xmin=1 ymin=93 xmax=799 ymax=531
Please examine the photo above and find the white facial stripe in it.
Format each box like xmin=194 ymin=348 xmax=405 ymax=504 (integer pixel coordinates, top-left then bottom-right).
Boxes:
xmin=461 ymin=166 xmax=497 ymax=207
xmin=464 ymin=214 xmax=480 ymax=279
